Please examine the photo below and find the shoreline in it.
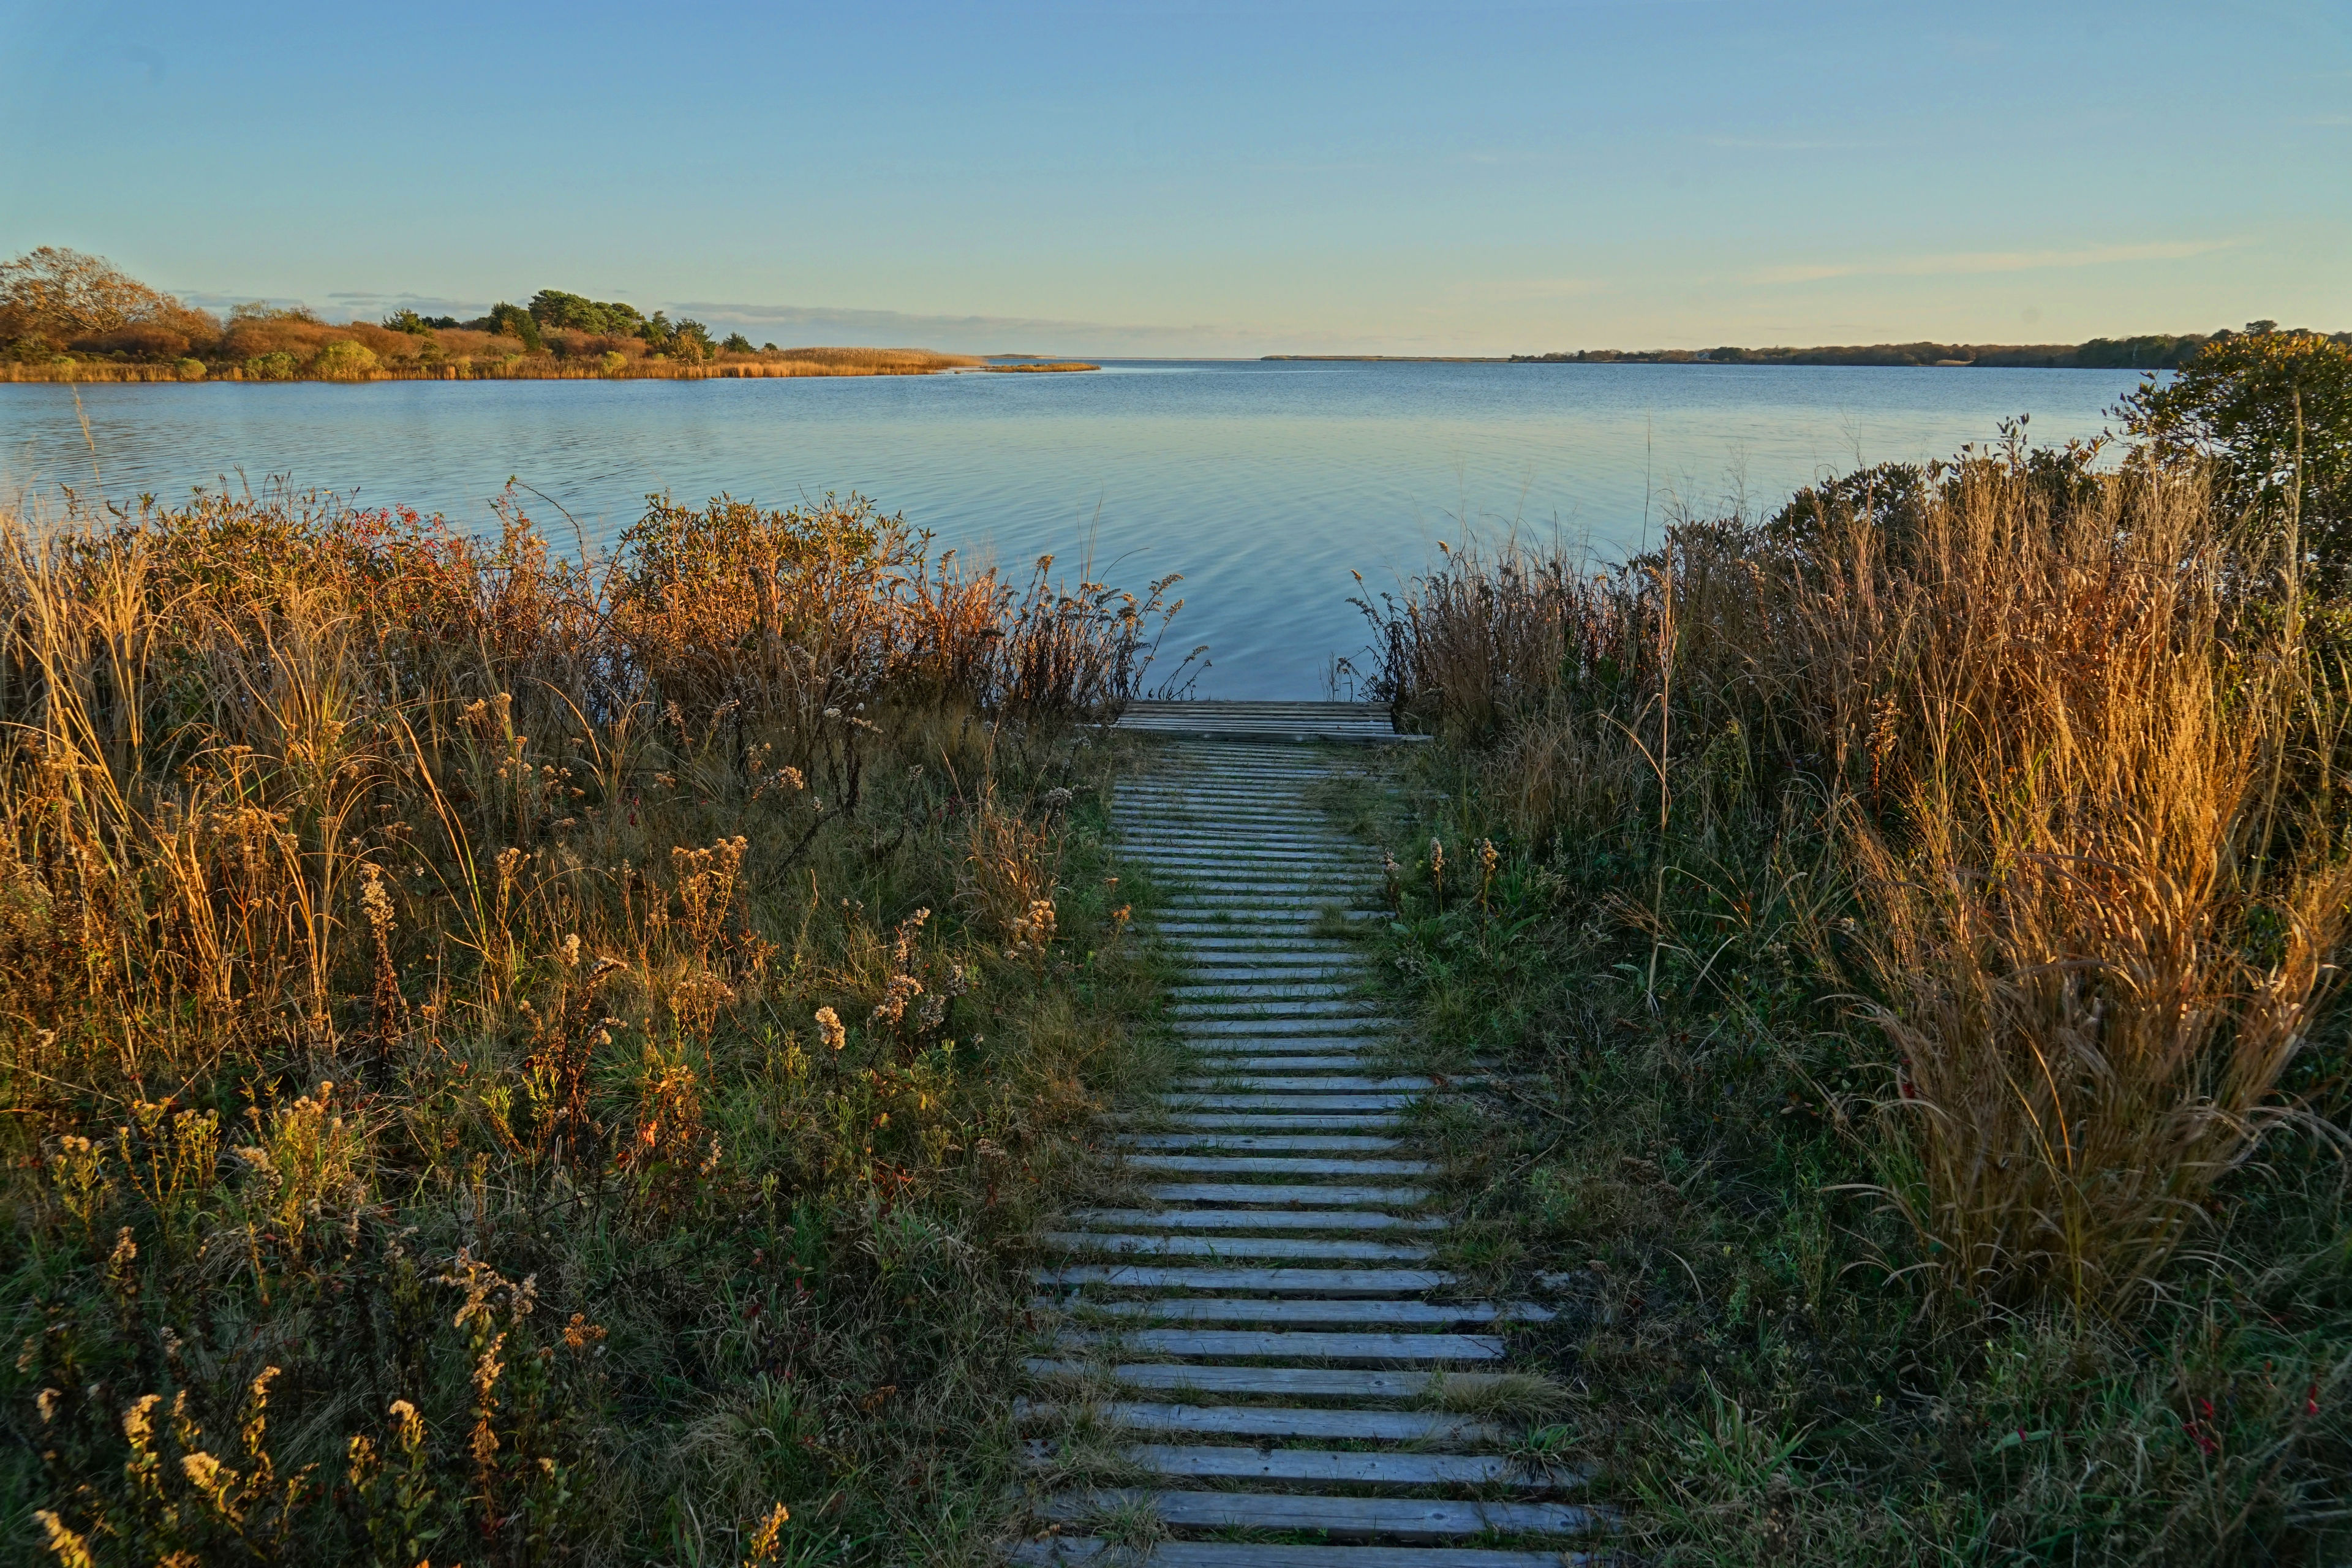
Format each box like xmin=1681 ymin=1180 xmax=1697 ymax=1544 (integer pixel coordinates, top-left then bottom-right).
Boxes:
xmin=2 ymin=358 xmax=1098 ymax=386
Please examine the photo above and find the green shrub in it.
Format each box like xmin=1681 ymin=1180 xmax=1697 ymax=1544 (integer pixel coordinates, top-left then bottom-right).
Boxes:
xmin=311 ymin=339 xmax=379 ymax=380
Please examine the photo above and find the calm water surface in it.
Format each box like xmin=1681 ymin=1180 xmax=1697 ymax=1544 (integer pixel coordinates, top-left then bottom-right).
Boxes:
xmin=0 ymin=361 xmax=2146 ymax=696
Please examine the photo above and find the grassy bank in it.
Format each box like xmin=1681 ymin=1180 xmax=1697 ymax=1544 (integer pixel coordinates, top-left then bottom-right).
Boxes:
xmin=1341 ymin=419 xmax=2352 ymax=1560
xmin=1 ymin=486 xmax=1184 ymax=1564
xmin=0 ymin=348 xmax=989 ymax=385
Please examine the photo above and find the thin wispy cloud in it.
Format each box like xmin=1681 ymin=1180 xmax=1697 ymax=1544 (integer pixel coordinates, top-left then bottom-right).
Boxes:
xmin=1754 ymin=238 xmax=2245 ymax=285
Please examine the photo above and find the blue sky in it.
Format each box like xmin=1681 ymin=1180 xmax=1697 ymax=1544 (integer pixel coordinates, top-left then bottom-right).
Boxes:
xmin=2 ymin=1 xmax=2345 ymax=355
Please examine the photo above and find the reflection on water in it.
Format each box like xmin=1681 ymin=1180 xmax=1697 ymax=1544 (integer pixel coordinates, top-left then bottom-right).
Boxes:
xmin=0 ymin=360 xmax=2146 ymax=696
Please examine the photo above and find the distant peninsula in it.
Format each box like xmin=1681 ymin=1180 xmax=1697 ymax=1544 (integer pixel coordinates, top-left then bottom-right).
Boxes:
xmin=1511 ymin=335 xmax=2222 ymax=368
xmin=0 ymin=248 xmax=1095 ymax=384
xmin=1270 ymin=327 xmax=2349 ymax=370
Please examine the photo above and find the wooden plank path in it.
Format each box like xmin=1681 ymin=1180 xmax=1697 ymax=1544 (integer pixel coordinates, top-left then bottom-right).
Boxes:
xmin=1014 ymin=704 xmax=1606 ymax=1566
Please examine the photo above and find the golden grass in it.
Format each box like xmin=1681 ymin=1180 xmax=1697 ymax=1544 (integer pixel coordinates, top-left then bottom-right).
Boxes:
xmin=0 ymin=482 xmax=1182 ymax=1560
xmin=1356 ymin=448 xmax=2352 ymax=1314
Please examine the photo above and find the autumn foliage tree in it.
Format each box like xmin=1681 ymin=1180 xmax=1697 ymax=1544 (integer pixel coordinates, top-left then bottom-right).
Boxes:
xmin=0 ymin=246 xmax=219 ymax=360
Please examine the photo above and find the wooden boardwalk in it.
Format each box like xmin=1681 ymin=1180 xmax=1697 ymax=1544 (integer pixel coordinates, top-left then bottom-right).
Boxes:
xmin=1014 ymin=712 xmax=1605 ymax=1565
xmin=1111 ymin=701 xmax=1425 ymax=746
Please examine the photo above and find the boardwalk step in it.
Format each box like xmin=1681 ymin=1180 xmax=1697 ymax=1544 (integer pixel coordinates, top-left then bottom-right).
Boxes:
xmin=1141 ymin=1183 xmax=1428 ymax=1206
xmin=1142 ymin=1115 xmax=1401 ymax=1134
xmin=1012 ymin=1399 xmax=1507 ymax=1444
xmin=1047 ymin=1329 xmax=1505 ymax=1362
xmin=1121 ymin=1156 xmax=1431 ymax=1177
xmin=1037 ymin=1488 xmax=1608 ymax=1542
xmin=1172 ymin=1076 xmax=1439 ymax=1093
xmin=1115 ymin=1134 xmax=1401 ymax=1154
xmin=1036 ymin=1265 xmax=1452 ymax=1294
xmin=1026 ymin=1442 xmax=1565 ymax=1489
xmin=1012 ymin=1541 xmax=1581 ymax=1567
xmin=1038 ymin=1297 xmax=1551 ymax=1327
xmin=1013 ymin=1541 xmax=1578 ymax=1567
xmin=1176 ymin=1020 xmax=1398 ymax=1039
xmin=1171 ymin=1055 xmax=1390 ymax=1072
xmin=1023 ymin=1361 xmax=1478 ymax=1399
xmin=1066 ymin=1209 xmax=1443 ymax=1232
xmin=1046 ymin=1233 xmax=1430 ymax=1262
xmin=1154 ymin=1098 xmax=1398 ymax=1112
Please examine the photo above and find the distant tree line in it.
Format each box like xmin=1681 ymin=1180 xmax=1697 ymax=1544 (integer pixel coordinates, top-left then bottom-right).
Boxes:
xmin=381 ymin=290 xmax=744 ymax=361
xmin=1510 ymin=326 xmax=2352 ymax=369
xmin=0 ymin=247 xmax=789 ymax=377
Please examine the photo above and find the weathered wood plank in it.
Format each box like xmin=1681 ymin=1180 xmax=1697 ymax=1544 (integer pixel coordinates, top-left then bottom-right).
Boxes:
xmin=1047 ymin=1329 xmax=1504 ymax=1362
xmin=1036 ymin=1297 xmax=1551 ymax=1327
xmin=1044 ymin=1232 xmax=1430 ymax=1262
xmin=1037 ymin=1488 xmax=1610 ymax=1541
xmin=1034 ymin=1265 xmax=1451 ymax=1294
xmin=1010 ymin=1398 xmax=1507 ymax=1444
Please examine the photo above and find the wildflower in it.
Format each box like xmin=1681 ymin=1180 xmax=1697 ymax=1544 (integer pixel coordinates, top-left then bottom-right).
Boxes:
xmin=560 ymin=1314 xmax=608 ymax=1352
xmin=1006 ymin=899 xmax=1057 ymax=960
xmin=123 ymin=1393 xmax=161 ymax=1444
xmin=746 ymin=1503 xmax=791 ymax=1564
xmin=815 ymin=1006 xmax=846 ymax=1051
xmin=33 ymin=1512 xmax=95 ymax=1568
xmin=872 ymin=974 xmax=923 ymax=1025
xmin=892 ymin=907 xmax=932 ymax=965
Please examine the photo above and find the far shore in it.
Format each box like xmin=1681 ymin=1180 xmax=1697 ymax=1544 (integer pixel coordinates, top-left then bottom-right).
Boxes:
xmin=1266 ymin=329 xmax=2345 ymax=369
xmin=2 ymin=353 xmax=1098 ymax=386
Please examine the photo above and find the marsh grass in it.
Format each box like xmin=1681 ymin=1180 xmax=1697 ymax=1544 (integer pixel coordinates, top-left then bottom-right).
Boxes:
xmin=1351 ymin=440 xmax=2352 ymax=1561
xmin=0 ymin=482 xmax=1183 ymax=1563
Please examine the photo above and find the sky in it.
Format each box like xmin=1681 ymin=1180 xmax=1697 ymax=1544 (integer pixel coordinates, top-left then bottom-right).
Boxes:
xmin=1 ymin=1 xmax=2346 ymax=356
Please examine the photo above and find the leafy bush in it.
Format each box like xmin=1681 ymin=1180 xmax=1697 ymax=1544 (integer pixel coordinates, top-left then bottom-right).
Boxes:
xmin=2122 ymin=325 xmax=2352 ymax=586
xmin=311 ymin=339 xmax=380 ymax=380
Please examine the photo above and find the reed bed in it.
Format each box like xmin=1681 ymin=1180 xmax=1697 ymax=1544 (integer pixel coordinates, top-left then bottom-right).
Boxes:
xmin=0 ymin=484 xmax=1182 ymax=1563
xmin=1348 ymin=440 xmax=2352 ymax=1560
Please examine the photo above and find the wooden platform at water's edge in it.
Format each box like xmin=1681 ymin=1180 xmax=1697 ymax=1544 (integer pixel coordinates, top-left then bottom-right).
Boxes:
xmin=1112 ymin=701 xmax=1426 ymax=744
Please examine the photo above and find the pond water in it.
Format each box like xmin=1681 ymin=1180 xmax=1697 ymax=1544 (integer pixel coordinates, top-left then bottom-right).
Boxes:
xmin=0 ymin=361 xmax=2148 ymax=696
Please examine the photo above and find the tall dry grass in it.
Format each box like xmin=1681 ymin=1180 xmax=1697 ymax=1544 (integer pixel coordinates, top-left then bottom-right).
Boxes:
xmin=0 ymin=482 xmax=1176 ymax=1561
xmin=1358 ymin=447 xmax=2352 ymax=1314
